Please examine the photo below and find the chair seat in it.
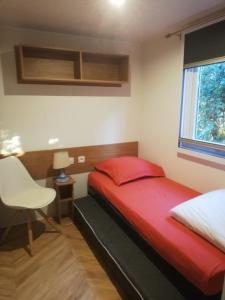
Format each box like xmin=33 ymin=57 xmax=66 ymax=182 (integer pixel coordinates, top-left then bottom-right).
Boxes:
xmin=6 ymin=187 xmax=56 ymax=209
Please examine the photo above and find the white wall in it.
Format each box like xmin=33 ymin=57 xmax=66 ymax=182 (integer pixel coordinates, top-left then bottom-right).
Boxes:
xmin=0 ymin=26 xmax=142 ymax=151
xmin=139 ymin=36 xmax=225 ymax=193
xmin=0 ymin=26 xmax=142 ymax=226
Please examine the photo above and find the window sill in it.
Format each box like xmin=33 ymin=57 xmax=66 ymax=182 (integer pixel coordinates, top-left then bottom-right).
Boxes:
xmin=177 ymin=147 xmax=225 ymax=171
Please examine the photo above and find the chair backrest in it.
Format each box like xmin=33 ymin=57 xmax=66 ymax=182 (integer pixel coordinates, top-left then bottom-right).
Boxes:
xmin=0 ymin=156 xmax=37 ymax=206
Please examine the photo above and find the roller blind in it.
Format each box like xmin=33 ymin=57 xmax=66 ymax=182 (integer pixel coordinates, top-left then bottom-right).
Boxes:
xmin=184 ymin=20 xmax=225 ymax=65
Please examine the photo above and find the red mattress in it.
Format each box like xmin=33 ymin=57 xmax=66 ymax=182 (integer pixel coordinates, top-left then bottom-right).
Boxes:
xmin=88 ymin=171 xmax=225 ymax=295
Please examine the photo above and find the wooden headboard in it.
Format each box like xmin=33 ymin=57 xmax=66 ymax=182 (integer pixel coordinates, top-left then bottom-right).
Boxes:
xmin=16 ymin=141 xmax=138 ymax=180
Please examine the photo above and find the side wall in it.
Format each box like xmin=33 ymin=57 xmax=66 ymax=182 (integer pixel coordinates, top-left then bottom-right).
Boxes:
xmin=139 ymin=36 xmax=224 ymax=193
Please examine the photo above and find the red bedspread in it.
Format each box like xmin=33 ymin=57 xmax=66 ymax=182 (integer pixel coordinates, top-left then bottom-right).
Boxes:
xmin=88 ymin=171 xmax=225 ymax=295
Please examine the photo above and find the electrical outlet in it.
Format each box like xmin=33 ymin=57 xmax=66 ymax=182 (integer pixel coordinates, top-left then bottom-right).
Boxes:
xmin=78 ymin=155 xmax=86 ymax=164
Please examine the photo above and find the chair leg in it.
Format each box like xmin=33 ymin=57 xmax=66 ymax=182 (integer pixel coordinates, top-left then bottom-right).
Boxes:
xmin=0 ymin=210 xmax=20 ymax=245
xmin=27 ymin=210 xmax=33 ymax=256
xmin=36 ymin=209 xmax=62 ymax=234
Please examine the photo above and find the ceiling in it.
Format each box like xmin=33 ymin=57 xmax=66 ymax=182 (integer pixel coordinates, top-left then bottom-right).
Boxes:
xmin=0 ymin=0 xmax=225 ymax=42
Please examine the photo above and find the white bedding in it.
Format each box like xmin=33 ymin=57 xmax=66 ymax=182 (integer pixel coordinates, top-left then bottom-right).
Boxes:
xmin=171 ymin=189 xmax=225 ymax=253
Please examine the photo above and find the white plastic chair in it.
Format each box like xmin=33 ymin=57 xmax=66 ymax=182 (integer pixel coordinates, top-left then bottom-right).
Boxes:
xmin=0 ymin=156 xmax=62 ymax=256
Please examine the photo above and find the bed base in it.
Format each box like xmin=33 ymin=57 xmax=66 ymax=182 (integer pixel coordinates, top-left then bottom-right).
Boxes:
xmin=73 ymin=187 xmax=222 ymax=300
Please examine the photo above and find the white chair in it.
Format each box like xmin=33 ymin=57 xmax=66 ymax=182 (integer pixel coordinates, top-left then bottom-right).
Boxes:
xmin=0 ymin=156 xmax=62 ymax=256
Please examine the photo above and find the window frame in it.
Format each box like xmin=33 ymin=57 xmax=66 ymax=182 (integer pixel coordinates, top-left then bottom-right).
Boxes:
xmin=179 ymin=56 xmax=225 ymax=160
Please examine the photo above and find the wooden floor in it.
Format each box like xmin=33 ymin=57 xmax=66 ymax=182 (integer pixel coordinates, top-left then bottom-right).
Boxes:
xmin=0 ymin=218 xmax=122 ymax=300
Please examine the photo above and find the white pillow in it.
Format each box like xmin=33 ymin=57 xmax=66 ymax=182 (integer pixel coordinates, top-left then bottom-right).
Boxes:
xmin=171 ymin=189 xmax=225 ymax=253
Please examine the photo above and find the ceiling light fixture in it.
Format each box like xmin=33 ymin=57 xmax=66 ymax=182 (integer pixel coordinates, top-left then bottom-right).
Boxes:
xmin=109 ymin=0 xmax=125 ymax=6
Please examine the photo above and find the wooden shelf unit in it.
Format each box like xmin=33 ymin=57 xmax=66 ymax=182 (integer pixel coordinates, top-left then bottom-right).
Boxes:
xmin=15 ymin=45 xmax=129 ymax=87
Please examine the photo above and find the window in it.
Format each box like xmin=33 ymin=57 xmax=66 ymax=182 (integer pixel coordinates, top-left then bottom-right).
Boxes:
xmin=179 ymin=60 xmax=225 ymax=158
xmin=179 ymin=20 xmax=225 ymax=159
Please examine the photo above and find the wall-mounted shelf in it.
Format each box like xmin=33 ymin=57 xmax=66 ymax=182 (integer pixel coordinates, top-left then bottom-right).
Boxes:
xmin=15 ymin=45 xmax=129 ymax=87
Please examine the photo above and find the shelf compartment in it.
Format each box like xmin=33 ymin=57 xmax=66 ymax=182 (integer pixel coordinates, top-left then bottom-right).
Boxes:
xmin=82 ymin=52 xmax=129 ymax=82
xmin=15 ymin=45 xmax=81 ymax=82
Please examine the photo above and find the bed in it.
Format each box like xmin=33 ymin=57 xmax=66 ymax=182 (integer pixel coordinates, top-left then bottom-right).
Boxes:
xmin=88 ymin=170 xmax=225 ymax=297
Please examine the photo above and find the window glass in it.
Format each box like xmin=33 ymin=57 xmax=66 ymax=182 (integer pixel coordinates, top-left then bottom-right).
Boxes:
xmin=195 ymin=63 xmax=225 ymax=145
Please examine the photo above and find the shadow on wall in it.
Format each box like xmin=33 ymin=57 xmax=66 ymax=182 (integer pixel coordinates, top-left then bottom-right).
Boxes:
xmin=177 ymin=152 xmax=225 ymax=171
xmin=1 ymin=51 xmax=131 ymax=97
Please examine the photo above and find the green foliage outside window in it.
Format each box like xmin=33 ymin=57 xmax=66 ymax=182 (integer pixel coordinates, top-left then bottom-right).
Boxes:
xmin=195 ymin=62 xmax=225 ymax=145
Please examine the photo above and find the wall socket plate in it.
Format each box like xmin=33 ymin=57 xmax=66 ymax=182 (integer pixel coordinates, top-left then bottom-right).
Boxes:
xmin=78 ymin=155 xmax=86 ymax=163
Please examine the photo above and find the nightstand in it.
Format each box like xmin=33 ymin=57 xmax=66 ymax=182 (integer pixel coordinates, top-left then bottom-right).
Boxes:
xmin=54 ymin=176 xmax=75 ymax=224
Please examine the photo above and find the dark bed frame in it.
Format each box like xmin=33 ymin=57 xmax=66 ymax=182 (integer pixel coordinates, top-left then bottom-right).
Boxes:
xmin=73 ymin=186 xmax=221 ymax=300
